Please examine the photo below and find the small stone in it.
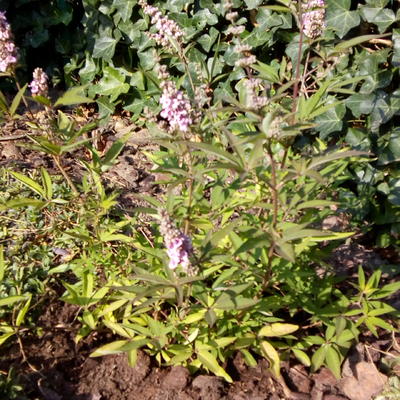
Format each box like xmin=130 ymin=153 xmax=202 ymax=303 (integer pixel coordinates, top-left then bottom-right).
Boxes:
xmin=313 ymin=368 xmax=337 ymax=389
xmin=339 ymin=361 xmax=388 ymax=400
xmin=288 ymin=365 xmax=312 ymax=393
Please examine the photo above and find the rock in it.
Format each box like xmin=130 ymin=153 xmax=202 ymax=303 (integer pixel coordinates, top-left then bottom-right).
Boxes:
xmin=313 ymin=368 xmax=337 ymax=389
xmin=339 ymin=361 xmax=388 ymax=400
xmin=288 ymin=365 xmax=312 ymax=393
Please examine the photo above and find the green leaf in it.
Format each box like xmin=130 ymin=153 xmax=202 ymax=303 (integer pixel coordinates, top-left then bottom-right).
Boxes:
xmin=54 ymin=86 xmax=93 ymax=107
xmin=325 ymin=345 xmax=342 ymax=379
xmin=360 ymin=7 xmax=395 ymax=33
xmin=10 ymin=83 xmax=28 ymax=117
xmin=101 ymin=132 xmax=132 ymax=172
xmin=358 ymin=265 xmax=366 ymax=290
xmin=93 ymin=36 xmax=117 ymax=60
xmin=311 ymin=345 xmax=327 ymax=372
xmin=90 ymin=340 xmax=129 ymax=357
xmin=315 ymin=102 xmax=346 ymax=139
xmin=183 ymin=141 xmax=244 ymax=171
xmin=99 ymin=299 xmax=129 ymax=317
xmin=113 ymin=0 xmax=135 ymax=22
xmin=8 ymin=171 xmax=46 ymax=198
xmin=0 ymin=332 xmax=15 ymax=346
xmin=0 ymin=295 xmax=26 ymax=307
xmin=333 ymin=34 xmax=389 ymax=52
xmin=366 ymin=316 xmax=395 ymax=332
xmin=40 ymin=168 xmax=53 ymax=200
xmin=91 ymin=67 xmax=130 ymax=102
xmin=0 ymin=245 xmax=5 ymax=282
xmin=308 ymin=150 xmax=367 ymax=170
xmin=260 ymin=340 xmax=281 ymax=378
xmin=0 ymin=198 xmax=46 ymax=210
xmin=346 ymin=93 xmax=374 ymax=117
xmin=296 ymin=200 xmax=337 ymax=210
xmin=326 ymin=0 xmax=360 ymax=38
xmin=197 ymin=349 xmax=233 ymax=382
xmin=16 ymin=294 xmax=32 ymax=327
xmin=259 ymin=323 xmax=299 ymax=337
xmin=292 ymin=349 xmax=311 ymax=367
xmin=252 ymin=61 xmax=280 ymax=83
xmin=240 ymin=349 xmax=257 ymax=367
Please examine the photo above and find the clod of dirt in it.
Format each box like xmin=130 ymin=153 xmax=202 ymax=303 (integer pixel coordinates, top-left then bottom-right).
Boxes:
xmin=162 ymin=366 xmax=189 ymax=390
xmin=192 ymin=375 xmax=225 ymax=400
xmin=339 ymin=361 xmax=388 ymax=400
xmin=75 ymin=352 xmax=150 ymax=400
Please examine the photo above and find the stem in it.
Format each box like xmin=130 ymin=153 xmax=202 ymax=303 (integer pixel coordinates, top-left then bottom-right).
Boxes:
xmin=52 ymin=155 xmax=78 ymax=195
xmin=260 ymin=142 xmax=279 ymax=292
xmin=184 ymin=149 xmax=194 ymax=235
xmin=291 ymin=2 xmax=305 ymax=122
xmin=282 ymin=3 xmax=306 ymax=169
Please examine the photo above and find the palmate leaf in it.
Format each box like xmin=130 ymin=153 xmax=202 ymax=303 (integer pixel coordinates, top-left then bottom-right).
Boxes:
xmin=360 ymin=7 xmax=395 ymax=33
xmin=315 ymin=102 xmax=346 ymax=138
xmin=92 ymin=36 xmax=117 ymax=60
xmin=113 ymin=0 xmax=135 ymax=22
xmin=326 ymin=0 xmax=360 ymax=39
xmin=90 ymin=67 xmax=130 ymax=102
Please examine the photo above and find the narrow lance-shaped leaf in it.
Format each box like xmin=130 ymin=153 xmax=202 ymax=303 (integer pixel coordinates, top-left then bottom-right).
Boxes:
xmin=9 ymin=83 xmax=28 ymax=117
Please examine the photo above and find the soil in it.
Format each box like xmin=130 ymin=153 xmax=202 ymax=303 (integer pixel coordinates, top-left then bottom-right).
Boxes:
xmin=1 ymin=112 xmax=399 ymax=400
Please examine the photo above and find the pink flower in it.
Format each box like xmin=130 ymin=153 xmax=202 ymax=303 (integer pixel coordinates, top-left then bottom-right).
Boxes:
xmin=159 ymin=79 xmax=193 ymax=132
xmin=159 ymin=209 xmax=193 ymax=272
xmin=139 ymin=0 xmax=183 ymax=48
xmin=302 ymin=0 xmax=326 ymax=39
xmin=29 ymin=67 xmax=49 ymax=97
xmin=0 ymin=11 xmax=18 ymax=73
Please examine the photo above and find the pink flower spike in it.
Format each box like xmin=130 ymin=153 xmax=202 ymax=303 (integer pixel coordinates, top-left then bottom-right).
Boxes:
xmin=0 ymin=11 xmax=18 ymax=73
xmin=29 ymin=68 xmax=49 ymax=97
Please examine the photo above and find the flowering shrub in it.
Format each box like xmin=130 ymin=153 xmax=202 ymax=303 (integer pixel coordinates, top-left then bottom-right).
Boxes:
xmin=0 ymin=0 xmax=400 ymax=392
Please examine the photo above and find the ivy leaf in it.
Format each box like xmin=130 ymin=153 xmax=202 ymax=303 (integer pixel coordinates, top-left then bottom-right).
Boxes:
xmin=113 ymin=0 xmax=136 ymax=23
xmin=369 ymin=91 xmax=393 ymax=132
xmin=393 ymin=29 xmax=400 ymax=67
xmin=244 ymin=0 xmax=263 ymax=9
xmin=90 ymin=67 xmax=130 ymax=102
xmin=377 ymin=128 xmax=400 ymax=165
xmin=315 ymin=102 xmax=346 ymax=139
xmin=93 ymin=36 xmax=117 ymax=60
xmin=360 ymin=7 xmax=396 ymax=33
xmin=197 ymin=27 xmax=219 ymax=52
xmin=326 ymin=0 xmax=360 ymax=39
xmin=345 ymin=93 xmax=374 ymax=117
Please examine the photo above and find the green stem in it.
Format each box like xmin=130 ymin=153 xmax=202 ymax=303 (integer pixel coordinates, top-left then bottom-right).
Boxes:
xmin=184 ymin=149 xmax=194 ymax=235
